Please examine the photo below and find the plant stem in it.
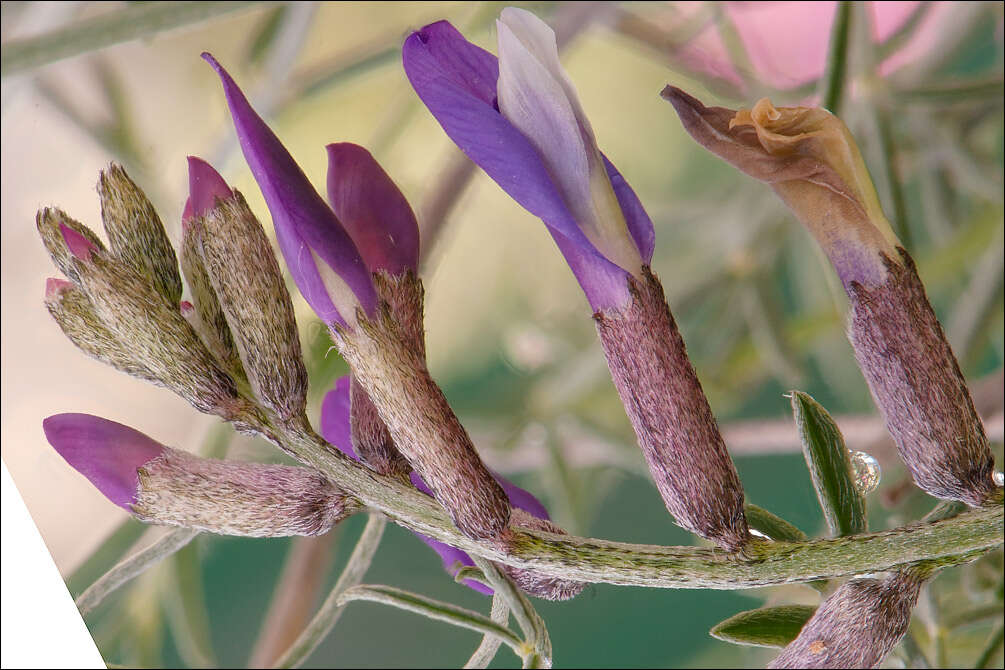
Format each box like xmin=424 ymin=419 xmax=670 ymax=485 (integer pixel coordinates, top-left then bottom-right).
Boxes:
xmin=272 ymin=513 xmax=387 ymax=669
xmin=270 ymin=417 xmax=1003 ymax=591
xmin=75 ymin=527 xmax=200 ymax=616
xmin=1 ymin=2 xmax=262 ymax=76
xmin=819 ymin=1 xmax=852 ymax=113
xmin=464 ymin=595 xmax=510 ymax=669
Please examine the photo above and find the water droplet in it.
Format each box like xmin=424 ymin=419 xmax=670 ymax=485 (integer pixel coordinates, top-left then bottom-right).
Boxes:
xmin=849 ymin=450 xmax=881 ymax=494
xmin=993 ymin=471 xmax=1004 ymax=487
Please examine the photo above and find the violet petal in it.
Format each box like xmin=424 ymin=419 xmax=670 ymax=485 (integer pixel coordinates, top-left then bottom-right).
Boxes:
xmin=319 ymin=376 xmax=356 ymax=460
xmin=325 ymin=143 xmax=420 ymax=274
xmin=43 ymin=413 xmax=164 ymax=509
xmin=202 ymin=53 xmax=376 ymax=325
xmin=403 ymin=22 xmax=650 ymax=309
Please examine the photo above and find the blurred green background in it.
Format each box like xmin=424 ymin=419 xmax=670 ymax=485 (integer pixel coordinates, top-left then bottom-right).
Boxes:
xmin=1 ymin=1 xmax=1002 ymax=668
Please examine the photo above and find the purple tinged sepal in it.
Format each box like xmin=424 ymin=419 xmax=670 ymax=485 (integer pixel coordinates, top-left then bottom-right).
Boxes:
xmin=321 ymin=377 xmax=584 ymax=600
xmin=664 ymin=88 xmax=996 ymax=507
xmin=402 ymin=18 xmax=654 ymax=311
xmin=185 ymin=156 xmax=309 ymax=422
xmin=768 ymin=569 xmax=925 ymax=669
xmin=44 ymin=413 xmax=164 ymax=509
xmin=98 ymin=163 xmax=184 ymax=305
xmin=202 ymin=52 xmax=376 ymax=328
xmin=594 ymin=269 xmax=750 ymax=551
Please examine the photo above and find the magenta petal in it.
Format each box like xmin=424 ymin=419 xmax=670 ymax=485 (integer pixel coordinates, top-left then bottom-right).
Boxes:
xmin=403 ymin=22 xmax=644 ymax=310
xmin=186 ymin=156 xmax=233 ymax=220
xmin=326 ymin=143 xmax=420 ymax=274
xmin=45 ymin=277 xmax=73 ymax=299
xmin=43 ymin=413 xmax=164 ymax=509
xmin=60 ymin=223 xmax=97 ymax=260
xmin=202 ymin=53 xmax=376 ymax=325
xmin=319 ymin=376 xmax=356 ymax=459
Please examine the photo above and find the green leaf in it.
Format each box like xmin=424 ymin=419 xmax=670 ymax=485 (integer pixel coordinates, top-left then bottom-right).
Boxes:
xmin=710 ymin=605 xmax=817 ymax=648
xmin=818 ymin=1 xmax=852 ymax=113
xmin=790 ymin=391 xmax=868 ymax=537
xmin=744 ymin=503 xmax=808 ymax=543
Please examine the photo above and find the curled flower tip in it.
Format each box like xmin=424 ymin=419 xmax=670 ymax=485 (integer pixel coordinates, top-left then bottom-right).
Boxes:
xmin=202 ymin=52 xmax=376 ymax=327
xmin=43 ymin=413 xmax=165 ymax=509
xmin=326 ymin=143 xmax=420 ymax=275
xmin=662 ymin=86 xmax=899 ymax=289
xmin=45 ymin=277 xmax=73 ymax=300
xmin=186 ymin=156 xmax=233 ymax=220
xmin=60 ymin=222 xmax=98 ymax=261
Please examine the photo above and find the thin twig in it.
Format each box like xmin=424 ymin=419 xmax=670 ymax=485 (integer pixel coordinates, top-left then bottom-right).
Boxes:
xmin=464 ymin=595 xmax=510 ymax=669
xmin=272 ymin=513 xmax=387 ymax=669
xmin=75 ymin=527 xmax=200 ymax=616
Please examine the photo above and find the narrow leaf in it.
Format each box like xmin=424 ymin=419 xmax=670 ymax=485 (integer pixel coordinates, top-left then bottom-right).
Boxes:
xmin=711 ymin=605 xmax=817 ymax=648
xmin=790 ymin=391 xmax=868 ymax=536
xmin=745 ymin=503 xmax=808 ymax=543
xmin=471 ymin=555 xmax=552 ymax=665
xmin=336 ymin=584 xmax=525 ymax=657
xmin=818 ymin=1 xmax=852 ymax=113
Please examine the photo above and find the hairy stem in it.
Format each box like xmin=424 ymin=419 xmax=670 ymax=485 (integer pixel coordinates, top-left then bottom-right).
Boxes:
xmin=264 ymin=417 xmax=1003 ymax=590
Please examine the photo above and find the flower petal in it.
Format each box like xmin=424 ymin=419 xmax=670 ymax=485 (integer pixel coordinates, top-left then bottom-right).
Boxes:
xmin=603 ymin=155 xmax=655 ymax=264
xmin=202 ymin=53 xmax=376 ymax=325
xmin=326 ymin=143 xmax=420 ymax=274
xmin=44 ymin=413 xmax=165 ymax=509
xmin=319 ymin=376 xmax=356 ymax=459
xmin=185 ymin=156 xmax=233 ymax=221
xmin=403 ymin=21 xmax=636 ymax=309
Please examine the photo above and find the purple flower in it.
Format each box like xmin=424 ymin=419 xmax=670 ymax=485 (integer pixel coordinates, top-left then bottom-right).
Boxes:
xmin=43 ymin=413 xmax=165 ymax=509
xmin=326 ymin=142 xmax=420 ymax=275
xmin=320 ymin=376 xmax=549 ymax=595
xmin=203 ymin=53 xmax=376 ymax=328
xmin=403 ymin=11 xmax=655 ymax=310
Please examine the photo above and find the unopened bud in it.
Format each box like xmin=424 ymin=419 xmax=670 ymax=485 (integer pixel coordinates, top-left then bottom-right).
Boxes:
xmin=73 ymin=253 xmax=246 ymax=420
xmin=98 ymin=164 xmax=184 ymax=304
xmin=134 ymin=447 xmax=358 ymax=537
xmin=44 ymin=279 xmax=156 ymax=383
xmin=594 ymin=268 xmax=749 ymax=550
xmin=195 ymin=189 xmax=308 ymax=422
xmin=180 ymin=219 xmax=246 ymax=381
xmin=768 ymin=570 xmax=923 ymax=669
xmin=350 ymin=376 xmax=409 ymax=478
xmin=36 ymin=208 xmax=105 ymax=282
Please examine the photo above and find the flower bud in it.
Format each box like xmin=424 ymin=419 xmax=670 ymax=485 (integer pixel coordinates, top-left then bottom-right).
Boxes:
xmin=44 ymin=278 xmax=156 ymax=383
xmin=180 ymin=218 xmax=246 ymax=381
xmin=664 ymin=88 xmax=997 ymax=507
xmin=594 ymin=268 xmax=749 ymax=550
xmin=98 ymin=163 xmax=184 ymax=305
xmin=768 ymin=570 xmax=924 ymax=669
xmin=190 ymin=158 xmax=308 ymax=422
xmin=36 ymin=208 xmax=105 ymax=283
xmin=72 ymin=251 xmax=247 ymax=420
xmin=44 ymin=413 xmax=357 ymax=536
xmin=204 ymin=53 xmax=377 ymax=328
